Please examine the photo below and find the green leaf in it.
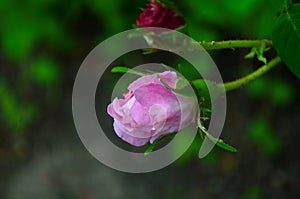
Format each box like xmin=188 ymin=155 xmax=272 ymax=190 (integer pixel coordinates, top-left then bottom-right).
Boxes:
xmin=144 ymin=132 xmax=176 ymax=155
xmin=111 ymin=66 xmax=146 ymax=76
xmin=111 ymin=66 xmax=129 ymax=73
xmin=197 ymin=117 xmax=237 ymax=152
xmin=256 ymin=43 xmax=268 ymax=64
xmin=144 ymin=144 xmax=155 ymax=156
xmin=0 ymin=80 xmax=37 ymax=133
xmin=244 ymin=44 xmax=268 ymax=64
xmin=272 ymin=4 xmax=300 ymax=79
xmin=204 ymin=131 xmax=238 ymax=152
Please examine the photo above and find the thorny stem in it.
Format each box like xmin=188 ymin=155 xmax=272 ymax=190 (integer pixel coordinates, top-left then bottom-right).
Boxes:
xmin=222 ymin=56 xmax=282 ymax=92
xmin=198 ymin=39 xmax=272 ymax=50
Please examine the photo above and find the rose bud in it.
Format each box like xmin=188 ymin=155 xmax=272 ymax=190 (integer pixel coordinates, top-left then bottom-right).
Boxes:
xmin=107 ymin=71 xmax=197 ymax=147
xmin=136 ymin=1 xmax=186 ymax=30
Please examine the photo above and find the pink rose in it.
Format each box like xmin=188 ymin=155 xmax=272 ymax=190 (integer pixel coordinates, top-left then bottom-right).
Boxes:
xmin=136 ymin=1 xmax=185 ymax=30
xmin=107 ymin=71 xmax=197 ymax=146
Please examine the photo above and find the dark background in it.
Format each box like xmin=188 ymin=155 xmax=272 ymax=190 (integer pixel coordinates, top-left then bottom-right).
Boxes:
xmin=1 ymin=0 xmax=300 ymax=198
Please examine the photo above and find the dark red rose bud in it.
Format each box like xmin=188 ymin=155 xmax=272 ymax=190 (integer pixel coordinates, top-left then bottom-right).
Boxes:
xmin=136 ymin=1 xmax=185 ymax=30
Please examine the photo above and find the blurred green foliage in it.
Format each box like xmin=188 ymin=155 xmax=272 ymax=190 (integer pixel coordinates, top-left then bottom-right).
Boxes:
xmin=244 ymin=184 xmax=262 ymax=199
xmin=179 ymin=0 xmax=279 ymax=41
xmin=30 ymin=56 xmax=61 ymax=86
xmin=246 ymin=76 xmax=295 ymax=106
xmin=0 ymin=80 xmax=37 ymax=133
xmin=0 ymin=0 xmax=139 ymax=135
xmin=0 ymin=0 xmax=75 ymax=60
xmin=247 ymin=117 xmax=282 ymax=156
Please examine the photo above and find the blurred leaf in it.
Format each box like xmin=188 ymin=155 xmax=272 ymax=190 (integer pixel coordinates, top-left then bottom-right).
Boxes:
xmin=0 ymin=1 xmax=75 ymax=60
xmin=182 ymin=0 xmax=274 ymax=38
xmin=244 ymin=185 xmax=262 ymax=199
xmin=221 ymin=0 xmax=260 ymax=17
xmin=0 ymin=80 xmax=37 ymax=133
xmin=1 ymin=17 xmax=40 ymax=60
xmin=187 ymin=22 xmax=219 ymax=41
xmin=271 ymin=81 xmax=295 ymax=104
xmin=202 ymin=147 xmax=220 ymax=165
xmin=41 ymin=17 xmax=76 ymax=51
xmin=175 ymin=134 xmax=202 ymax=165
xmin=272 ymin=4 xmax=300 ymax=79
xmin=247 ymin=118 xmax=282 ymax=156
xmin=89 ymin=0 xmax=128 ymax=35
xmin=246 ymin=76 xmax=295 ymax=106
xmin=30 ymin=57 xmax=61 ymax=86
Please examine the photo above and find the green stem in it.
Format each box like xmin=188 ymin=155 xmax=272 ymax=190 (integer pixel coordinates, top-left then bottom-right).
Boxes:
xmin=199 ymin=39 xmax=272 ymax=50
xmin=223 ymin=56 xmax=282 ymax=92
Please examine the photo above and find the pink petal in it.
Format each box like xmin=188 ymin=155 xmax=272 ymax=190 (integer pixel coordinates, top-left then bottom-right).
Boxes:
xmin=128 ymin=71 xmax=178 ymax=92
xmin=115 ymin=119 xmax=152 ymax=140
xmin=129 ymin=100 xmax=151 ymax=127
xmin=113 ymin=121 xmax=149 ymax=147
xmin=134 ymin=83 xmax=178 ymax=109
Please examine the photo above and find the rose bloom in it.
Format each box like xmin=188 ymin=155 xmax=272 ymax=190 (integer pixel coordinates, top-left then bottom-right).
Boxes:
xmin=136 ymin=1 xmax=185 ymax=30
xmin=107 ymin=71 xmax=197 ymax=146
